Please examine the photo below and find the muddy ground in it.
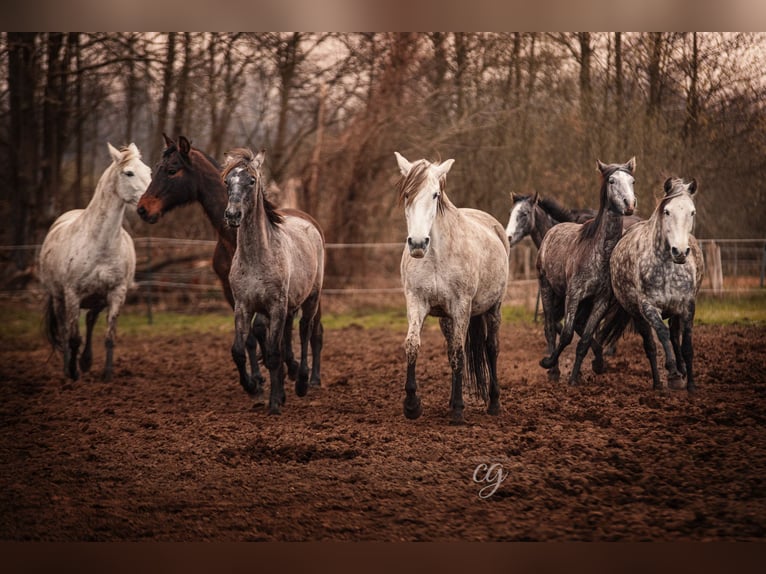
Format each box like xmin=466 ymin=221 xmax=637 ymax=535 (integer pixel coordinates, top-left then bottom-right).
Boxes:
xmin=1 ymin=318 xmax=765 ymax=541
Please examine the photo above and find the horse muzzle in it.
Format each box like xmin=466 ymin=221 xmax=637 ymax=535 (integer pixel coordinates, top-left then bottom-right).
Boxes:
xmin=407 ymin=237 xmax=430 ymax=259
xmin=224 ymin=210 xmax=242 ymax=228
xmin=136 ymin=204 xmax=160 ymax=224
xmin=671 ymin=246 xmax=690 ymax=264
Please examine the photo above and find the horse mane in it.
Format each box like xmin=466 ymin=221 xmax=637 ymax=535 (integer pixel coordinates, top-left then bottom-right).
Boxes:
xmin=396 ymin=160 xmax=447 ymax=214
xmin=222 ymin=147 xmax=284 ymax=227
xmin=117 ymin=145 xmax=140 ymax=168
xmin=579 ymin=164 xmax=626 ymax=241
xmin=537 ymin=196 xmax=578 ymax=223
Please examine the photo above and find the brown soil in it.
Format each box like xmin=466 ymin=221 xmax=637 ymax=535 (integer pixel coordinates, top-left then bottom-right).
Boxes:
xmin=1 ymin=320 xmax=765 ymax=541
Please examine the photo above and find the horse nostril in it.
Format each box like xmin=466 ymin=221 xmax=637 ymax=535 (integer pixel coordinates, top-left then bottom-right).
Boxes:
xmin=685 ymin=247 xmax=691 ymax=256
xmin=671 ymin=247 xmax=679 ymax=257
xmin=424 ymin=237 xmax=430 ymax=247
xmin=137 ymin=205 xmax=146 ymax=217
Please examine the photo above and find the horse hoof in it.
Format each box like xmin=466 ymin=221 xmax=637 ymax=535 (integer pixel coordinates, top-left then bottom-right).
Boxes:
xmin=295 ymin=379 xmax=308 ymax=397
xmin=668 ymin=375 xmax=686 ymax=390
xmin=287 ymin=360 xmax=299 ymax=380
xmin=79 ymin=355 xmax=92 ymax=373
xmin=268 ymin=403 xmax=282 ymax=415
xmin=487 ymin=401 xmax=501 ymax=416
xmin=449 ymin=413 xmax=466 ymax=426
xmin=547 ymin=368 xmax=560 ymax=382
xmin=403 ymin=398 xmax=422 ymax=420
xmin=591 ymin=358 xmax=605 ymax=375
xmin=102 ymin=371 xmax=113 ymax=383
xmin=309 ymin=377 xmax=321 ymax=388
xmin=540 ymin=356 xmax=556 ymax=369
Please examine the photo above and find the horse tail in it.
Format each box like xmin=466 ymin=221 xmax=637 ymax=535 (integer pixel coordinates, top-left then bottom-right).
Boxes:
xmin=43 ymin=295 xmax=63 ymax=352
xmin=597 ymin=300 xmax=633 ymax=350
xmin=464 ymin=314 xmax=490 ymax=404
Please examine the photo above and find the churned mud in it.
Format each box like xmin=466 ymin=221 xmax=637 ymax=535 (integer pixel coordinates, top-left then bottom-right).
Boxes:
xmin=1 ymin=320 xmax=765 ymax=540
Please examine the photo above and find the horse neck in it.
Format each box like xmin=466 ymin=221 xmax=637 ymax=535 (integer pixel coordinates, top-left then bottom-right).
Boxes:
xmin=192 ymin=152 xmax=237 ymax=243
xmin=428 ymin=198 xmax=460 ymax=252
xmin=80 ymin=166 xmax=128 ymax=245
xmin=594 ymin=208 xmax=625 ymax=258
xmin=236 ymin=187 xmax=277 ymax=266
xmin=531 ymin=205 xmax=554 ymax=248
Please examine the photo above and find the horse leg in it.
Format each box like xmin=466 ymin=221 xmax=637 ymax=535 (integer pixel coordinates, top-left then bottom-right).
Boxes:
xmin=282 ymin=312 xmax=300 ymax=381
xmin=438 ymin=317 xmax=456 ymax=410
xmin=634 ymin=317 xmax=662 ymax=390
xmin=575 ymin=312 xmax=605 ymax=374
xmin=569 ymin=298 xmax=609 ymax=385
xmin=485 ymin=303 xmax=502 ymax=416
xmin=682 ymin=302 xmax=696 ymax=393
xmin=308 ymin=304 xmax=323 ymax=388
xmin=103 ymin=287 xmax=127 ymax=382
xmin=440 ymin=306 xmax=470 ymax=425
xmin=539 ymin=280 xmax=560 ymax=381
xmin=62 ymin=291 xmax=81 ymax=381
xmin=79 ymin=307 xmax=102 ymax=374
xmin=541 ymin=291 xmax=578 ymax=374
xmin=247 ymin=315 xmax=267 ymax=399
xmin=641 ymin=301 xmax=683 ymax=389
xmin=669 ymin=316 xmax=686 ymax=378
xmin=297 ymin=293 xmax=321 ymax=395
xmin=403 ymin=299 xmax=428 ymax=420
xmin=232 ymin=305 xmax=258 ymax=397
xmin=264 ymin=309 xmax=288 ymax=415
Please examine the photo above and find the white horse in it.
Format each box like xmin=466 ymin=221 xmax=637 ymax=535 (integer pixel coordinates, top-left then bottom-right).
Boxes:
xmin=39 ymin=143 xmax=151 ymax=381
xmin=395 ymin=152 xmax=510 ymax=424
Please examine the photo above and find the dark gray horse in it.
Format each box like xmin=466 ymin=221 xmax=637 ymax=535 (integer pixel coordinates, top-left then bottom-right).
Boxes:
xmin=536 ymin=158 xmax=637 ymax=384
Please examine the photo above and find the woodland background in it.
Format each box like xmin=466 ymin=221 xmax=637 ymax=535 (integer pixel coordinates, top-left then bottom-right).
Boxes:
xmin=1 ymin=32 xmax=765 ymax=285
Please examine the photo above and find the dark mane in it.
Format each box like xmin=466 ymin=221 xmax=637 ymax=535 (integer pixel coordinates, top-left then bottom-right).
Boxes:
xmin=537 ymin=196 xmax=579 ymax=224
xmin=222 ymin=148 xmax=283 ymax=227
xmin=579 ymin=164 xmax=626 ymax=241
xmin=396 ymin=160 xmax=446 ymax=214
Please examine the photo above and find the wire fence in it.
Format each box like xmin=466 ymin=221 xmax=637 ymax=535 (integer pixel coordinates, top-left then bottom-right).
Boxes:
xmin=1 ymin=237 xmax=764 ymax=316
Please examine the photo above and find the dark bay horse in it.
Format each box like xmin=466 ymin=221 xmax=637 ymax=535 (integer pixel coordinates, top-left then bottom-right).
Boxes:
xmin=223 ymin=148 xmax=324 ymax=414
xmin=536 ymin=158 xmax=637 ymax=384
xmin=506 ymin=192 xmax=595 ymax=249
xmin=136 ymin=134 xmax=324 ymax=394
xmin=600 ymin=178 xmax=703 ymax=391
xmin=396 ymin=152 xmax=510 ymax=424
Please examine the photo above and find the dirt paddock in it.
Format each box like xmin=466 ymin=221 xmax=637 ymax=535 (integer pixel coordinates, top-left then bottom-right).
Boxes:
xmin=1 ymin=317 xmax=765 ymax=541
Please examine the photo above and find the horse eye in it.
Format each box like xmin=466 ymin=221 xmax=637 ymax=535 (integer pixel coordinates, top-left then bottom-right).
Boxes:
xmin=167 ymin=168 xmax=177 ymax=176
xmin=124 ymin=170 xmax=134 ymax=177
xmin=433 ymin=192 xmax=439 ymax=200
xmin=691 ymin=211 xmax=696 ymax=217
xmin=609 ymin=177 xmax=615 ymax=184
xmin=249 ymin=177 xmax=256 ymax=186
xmin=664 ymin=209 xmax=670 ymax=216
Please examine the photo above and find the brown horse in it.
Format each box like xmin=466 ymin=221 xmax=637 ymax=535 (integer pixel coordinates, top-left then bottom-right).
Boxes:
xmin=136 ymin=134 xmax=324 ymax=395
xmin=536 ymin=158 xmax=637 ymax=384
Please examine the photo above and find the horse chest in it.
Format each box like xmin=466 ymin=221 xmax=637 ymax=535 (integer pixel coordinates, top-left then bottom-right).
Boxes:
xmin=640 ymin=261 xmax=697 ymax=312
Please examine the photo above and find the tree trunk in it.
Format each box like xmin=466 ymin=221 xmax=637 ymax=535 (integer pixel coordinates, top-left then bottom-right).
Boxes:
xmin=152 ymin=32 xmax=176 ymax=160
xmin=171 ymin=32 xmax=192 ymax=138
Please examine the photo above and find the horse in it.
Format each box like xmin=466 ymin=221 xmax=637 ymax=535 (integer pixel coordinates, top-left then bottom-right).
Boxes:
xmin=38 ymin=143 xmax=151 ymax=381
xmin=599 ymin=178 xmax=703 ymax=391
xmin=395 ymin=152 xmax=510 ymax=424
xmin=222 ymin=148 xmax=324 ymax=415
xmin=136 ymin=134 xmax=324 ymax=396
xmin=505 ymin=192 xmax=596 ymax=249
xmin=536 ymin=158 xmax=637 ymax=384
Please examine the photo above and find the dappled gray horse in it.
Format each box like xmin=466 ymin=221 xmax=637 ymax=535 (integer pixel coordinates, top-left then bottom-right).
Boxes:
xmin=39 ymin=143 xmax=151 ymax=381
xmin=600 ymin=178 xmax=704 ymax=391
xmin=223 ymin=148 xmax=324 ymax=415
xmin=536 ymin=158 xmax=636 ymax=384
xmin=396 ymin=152 xmax=510 ymax=424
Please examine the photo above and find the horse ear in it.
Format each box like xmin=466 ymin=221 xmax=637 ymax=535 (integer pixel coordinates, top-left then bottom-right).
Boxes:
xmin=433 ymin=158 xmax=454 ymax=180
xmin=394 ymin=151 xmax=412 ymax=176
xmin=127 ymin=142 xmax=140 ymax=158
xmin=253 ymin=149 xmax=266 ymax=170
xmin=596 ymin=159 xmax=608 ymax=174
xmin=178 ymin=136 xmax=191 ymax=157
xmin=162 ymin=133 xmax=174 ymax=148
xmin=688 ymin=178 xmax=698 ymax=195
xmin=663 ymin=177 xmax=674 ymax=195
xmin=510 ymin=192 xmax=519 ymax=203
xmin=107 ymin=142 xmax=122 ymax=164
xmin=625 ymin=156 xmax=637 ymax=174
xmin=531 ymin=191 xmax=539 ymax=205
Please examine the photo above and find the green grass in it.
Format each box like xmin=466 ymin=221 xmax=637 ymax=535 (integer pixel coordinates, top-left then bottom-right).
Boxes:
xmin=2 ymin=291 xmax=763 ymax=346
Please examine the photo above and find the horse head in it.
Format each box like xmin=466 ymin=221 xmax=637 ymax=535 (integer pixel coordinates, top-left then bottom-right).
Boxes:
xmin=137 ymin=134 xmax=197 ymax=223
xmin=395 ymin=151 xmax=454 ymax=259
xmin=597 ymin=157 xmax=636 ymax=216
xmin=661 ymin=177 xmax=698 ymax=264
xmin=108 ymin=142 xmax=151 ymax=206
xmin=506 ymin=192 xmax=538 ymax=247
xmin=222 ymin=148 xmax=266 ymax=228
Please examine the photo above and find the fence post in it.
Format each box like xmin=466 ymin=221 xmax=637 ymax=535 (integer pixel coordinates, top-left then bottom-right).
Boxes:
xmin=761 ymin=242 xmax=766 ymax=288
xmin=704 ymin=240 xmax=723 ymax=295
xmin=146 ymin=235 xmax=153 ymax=325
